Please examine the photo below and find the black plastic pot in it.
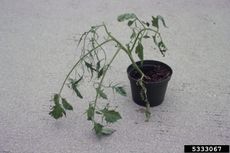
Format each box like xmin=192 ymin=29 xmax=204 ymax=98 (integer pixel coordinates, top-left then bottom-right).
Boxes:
xmin=127 ymin=60 xmax=173 ymax=107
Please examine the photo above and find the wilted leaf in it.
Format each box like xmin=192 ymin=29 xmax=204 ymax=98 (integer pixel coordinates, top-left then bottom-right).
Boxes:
xmin=86 ymin=104 xmax=94 ymax=120
xmin=74 ymin=76 xmax=83 ymax=85
xmin=101 ymin=128 xmax=116 ymax=135
xmin=96 ymin=88 xmax=108 ymax=99
xmin=101 ymin=109 xmax=122 ymax=123
xmin=49 ymin=104 xmax=66 ymax=119
xmin=96 ymin=60 xmax=101 ymax=72
xmin=117 ymin=13 xmax=136 ymax=22
xmin=53 ymin=94 xmax=60 ymax=105
xmin=135 ymin=42 xmax=144 ymax=63
xmin=143 ymin=35 xmax=150 ymax=39
xmin=114 ymin=86 xmax=127 ymax=96
xmin=93 ymin=123 xmax=103 ymax=135
xmin=69 ymin=77 xmax=83 ymax=99
xmin=85 ymin=61 xmax=96 ymax=78
xmin=61 ymin=98 xmax=73 ymax=110
xmin=152 ymin=16 xmax=158 ymax=28
xmin=158 ymin=41 xmax=167 ymax=56
xmin=158 ymin=41 xmax=166 ymax=49
xmin=84 ymin=61 xmax=92 ymax=68
xmin=128 ymin=20 xmax=134 ymax=26
xmin=157 ymin=15 xmax=167 ymax=28
xmin=72 ymin=85 xmax=83 ymax=99
xmin=97 ymin=68 xmax=104 ymax=79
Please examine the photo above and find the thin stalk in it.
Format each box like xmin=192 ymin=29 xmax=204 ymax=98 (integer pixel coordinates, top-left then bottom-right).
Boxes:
xmin=101 ymin=25 xmax=155 ymax=121
xmin=58 ymin=39 xmax=112 ymax=95
xmin=136 ymin=17 xmax=146 ymax=28
xmin=92 ymin=48 xmax=121 ymax=121
xmin=102 ymin=24 xmax=146 ymax=78
xmin=130 ymin=28 xmax=159 ymax=52
xmin=103 ymin=24 xmax=128 ymax=53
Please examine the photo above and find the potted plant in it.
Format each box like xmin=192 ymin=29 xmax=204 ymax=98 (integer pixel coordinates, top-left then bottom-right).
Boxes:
xmin=49 ymin=13 xmax=172 ymax=135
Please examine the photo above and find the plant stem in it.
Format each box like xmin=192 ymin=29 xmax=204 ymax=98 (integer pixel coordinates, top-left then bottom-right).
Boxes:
xmin=103 ymin=24 xmax=128 ymax=53
xmin=101 ymin=24 xmax=155 ymax=121
xmin=92 ymin=48 xmax=121 ymax=121
xmin=130 ymin=28 xmax=159 ymax=52
xmin=102 ymin=24 xmax=146 ymax=78
xmin=58 ymin=39 xmax=112 ymax=95
xmin=136 ymin=17 xmax=146 ymax=28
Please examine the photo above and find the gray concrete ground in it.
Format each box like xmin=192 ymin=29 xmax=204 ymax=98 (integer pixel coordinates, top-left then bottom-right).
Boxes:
xmin=0 ymin=0 xmax=230 ymax=153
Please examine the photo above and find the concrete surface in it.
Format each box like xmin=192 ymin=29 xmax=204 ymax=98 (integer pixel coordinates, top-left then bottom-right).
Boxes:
xmin=0 ymin=0 xmax=230 ymax=153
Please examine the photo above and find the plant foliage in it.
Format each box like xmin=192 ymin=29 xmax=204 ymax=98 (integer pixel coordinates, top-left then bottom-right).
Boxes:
xmin=49 ymin=13 xmax=168 ymax=136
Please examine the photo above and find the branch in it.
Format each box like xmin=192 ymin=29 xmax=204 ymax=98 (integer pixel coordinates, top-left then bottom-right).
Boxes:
xmin=58 ymin=39 xmax=113 ymax=95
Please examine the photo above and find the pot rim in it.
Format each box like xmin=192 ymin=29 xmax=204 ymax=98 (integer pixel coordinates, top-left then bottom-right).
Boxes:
xmin=127 ymin=60 xmax=173 ymax=84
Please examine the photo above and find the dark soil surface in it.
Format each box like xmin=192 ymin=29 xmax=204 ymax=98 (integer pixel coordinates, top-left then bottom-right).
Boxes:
xmin=130 ymin=64 xmax=171 ymax=82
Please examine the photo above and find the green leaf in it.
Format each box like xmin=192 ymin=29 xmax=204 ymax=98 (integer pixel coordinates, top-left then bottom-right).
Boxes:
xmin=72 ymin=85 xmax=83 ymax=99
xmin=96 ymin=88 xmax=108 ymax=99
xmin=85 ymin=61 xmax=96 ymax=78
xmin=101 ymin=109 xmax=122 ymax=123
xmin=86 ymin=104 xmax=94 ymax=120
xmin=61 ymin=98 xmax=73 ymax=110
xmin=69 ymin=77 xmax=83 ymax=99
xmin=158 ymin=41 xmax=167 ymax=56
xmin=135 ymin=42 xmax=144 ymax=63
xmin=101 ymin=128 xmax=116 ymax=135
xmin=49 ymin=94 xmax=66 ymax=119
xmin=157 ymin=15 xmax=167 ymax=28
xmin=152 ymin=16 xmax=158 ymax=28
xmin=96 ymin=60 xmax=101 ymax=72
xmin=97 ymin=68 xmax=104 ymax=79
xmin=74 ymin=76 xmax=83 ymax=85
xmin=85 ymin=61 xmax=92 ymax=68
xmin=114 ymin=86 xmax=127 ymax=96
xmin=128 ymin=20 xmax=134 ymax=26
xmin=143 ymin=35 xmax=150 ymax=39
xmin=117 ymin=13 xmax=136 ymax=22
xmin=93 ymin=123 xmax=103 ymax=135
xmin=152 ymin=16 xmax=167 ymax=29
xmin=158 ymin=41 xmax=166 ymax=49
xmin=53 ymin=94 xmax=60 ymax=105
xmin=49 ymin=104 xmax=66 ymax=119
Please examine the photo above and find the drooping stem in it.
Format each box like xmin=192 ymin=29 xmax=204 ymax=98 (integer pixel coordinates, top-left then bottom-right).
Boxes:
xmin=102 ymin=24 xmax=152 ymax=121
xmin=58 ymin=39 xmax=112 ymax=95
xmin=89 ymin=23 xmax=161 ymax=122
xmin=92 ymin=48 xmax=121 ymax=121
xmin=102 ymin=24 xmax=147 ymax=78
xmin=130 ymin=28 xmax=159 ymax=52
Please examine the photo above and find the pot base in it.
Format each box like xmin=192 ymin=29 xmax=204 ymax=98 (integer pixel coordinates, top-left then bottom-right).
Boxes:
xmin=127 ymin=60 xmax=172 ymax=107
